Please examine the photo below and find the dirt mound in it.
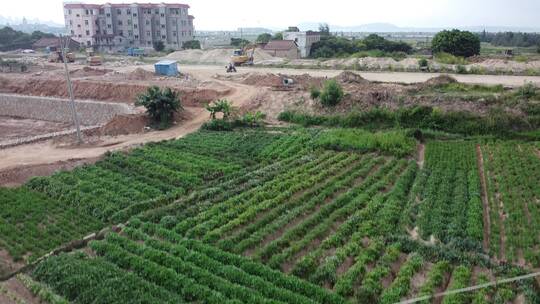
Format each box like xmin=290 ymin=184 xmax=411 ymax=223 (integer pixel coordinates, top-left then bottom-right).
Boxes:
xmin=242 ymin=73 xmax=284 ymax=87
xmin=335 ymin=71 xmax=367 ymax=84
xmin=126 ymin=68 xmax=156 ymax=81
xmin=165 ymin=48 xmax=277 ymax=65
xmin=97 ymin=114 xmax=149 ymax=136
xmin=423 ymin=75 xmax=458 ymax=86
xmin=0 ymin=77 xmax=228 ymax=106
xmin=70 ymin=66 xmax=112 ymax=78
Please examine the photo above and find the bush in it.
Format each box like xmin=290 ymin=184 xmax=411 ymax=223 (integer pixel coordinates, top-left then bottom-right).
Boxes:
xmin=135 ymin=86 xmax=182 ymax=129
xmin=153 ymin=41 xmax=165 ymax=52
xmin=516 ymin=82 xmax=537 ymax=100
xmin=435 ymin=52 xmax=469 ymax=65
xmin=418 ymin=58 xmax=429 ymax=69
xmin=310 ymin=86 xmax=321 ymax=99
xmin=319 ymin=80 xmax=344 ymax=107
xmin=456 ymin=65 xmax=468 ymax=74
xmin=182 ymin=40 xmax=201 ymax=49
xmin=432 ymin=29 xmax=480 ymax=57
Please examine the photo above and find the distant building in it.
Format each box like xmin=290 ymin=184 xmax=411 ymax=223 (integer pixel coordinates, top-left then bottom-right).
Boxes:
xmin=263 ymin=40 xmax=300 ymax=59
xmin=283 ymin=29 xmax=320 ymax=58
xmin=63 ymin=2 xmax=195 ymax=52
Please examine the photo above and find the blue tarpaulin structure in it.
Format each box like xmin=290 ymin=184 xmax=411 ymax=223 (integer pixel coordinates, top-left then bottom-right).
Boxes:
xmin=154 ymin=60 xmax=179 ymax=77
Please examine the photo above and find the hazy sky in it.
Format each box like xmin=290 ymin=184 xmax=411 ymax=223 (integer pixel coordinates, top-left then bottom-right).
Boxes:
xmin=3 ymin=0 xmax=540 ymax=30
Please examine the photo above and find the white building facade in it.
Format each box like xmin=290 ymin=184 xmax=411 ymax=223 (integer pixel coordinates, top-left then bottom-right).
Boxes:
xmin=283 ymin=30 xmax=321 ymax=58
xmin=64 ymin=2 xmax=195 ymax=52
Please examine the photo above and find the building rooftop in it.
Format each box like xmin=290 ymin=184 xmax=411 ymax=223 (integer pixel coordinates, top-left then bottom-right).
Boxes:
xmin=64 ymin=2 xmax=190 ymax=9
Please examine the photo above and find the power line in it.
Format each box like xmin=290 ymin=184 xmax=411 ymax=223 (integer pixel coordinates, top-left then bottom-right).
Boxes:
xmin=398 ymin=271 xmax=540 ymax=304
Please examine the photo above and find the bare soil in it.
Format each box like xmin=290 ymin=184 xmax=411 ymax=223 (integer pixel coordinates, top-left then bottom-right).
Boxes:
xmin=2 ymin=277 xmax=40 ymax=304
xmin=0 ymin=116 xmax=71 ymax=142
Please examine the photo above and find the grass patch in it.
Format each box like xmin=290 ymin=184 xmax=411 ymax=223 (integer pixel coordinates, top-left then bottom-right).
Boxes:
xmin=434 ymin=52 xmax=469 ymax=65
xmin=314 ymin=128 xmax=416 ymax=157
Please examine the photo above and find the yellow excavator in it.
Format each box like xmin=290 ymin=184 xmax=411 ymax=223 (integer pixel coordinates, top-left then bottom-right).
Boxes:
xmin=231 ymin=46 xmax=255 ymax=66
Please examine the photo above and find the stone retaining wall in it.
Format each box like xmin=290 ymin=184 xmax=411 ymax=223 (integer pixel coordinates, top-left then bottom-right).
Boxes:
xmin=0 ymin=94 xmax=135 ymax=126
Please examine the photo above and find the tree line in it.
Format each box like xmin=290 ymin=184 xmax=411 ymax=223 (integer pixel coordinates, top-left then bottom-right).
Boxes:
xmin=478 ymin=31 xmax=540 ymax=48
xmin=0 ymin=26 xmax=55 ymax=51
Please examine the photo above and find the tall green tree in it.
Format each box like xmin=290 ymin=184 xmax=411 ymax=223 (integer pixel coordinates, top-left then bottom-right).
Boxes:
xmin=432 ymin=29 xmax=480 ymax=57
xmin=256 ymin=33 xmax=272 ymax=44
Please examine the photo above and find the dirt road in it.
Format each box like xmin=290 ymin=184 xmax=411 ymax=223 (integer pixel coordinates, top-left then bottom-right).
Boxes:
xmin=181 ymin=65 xmax=540 ymax=87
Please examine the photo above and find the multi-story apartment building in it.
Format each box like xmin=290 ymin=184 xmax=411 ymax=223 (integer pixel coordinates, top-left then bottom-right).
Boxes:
xmin=64 ymin=2 xmax=194 ymax=52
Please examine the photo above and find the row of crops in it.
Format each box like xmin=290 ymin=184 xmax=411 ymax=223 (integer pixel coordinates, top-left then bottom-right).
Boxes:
xmin=482 ymin=142 xmax=540 ymax=267
xmin=1 ymin=129 xmax=539 ymax=303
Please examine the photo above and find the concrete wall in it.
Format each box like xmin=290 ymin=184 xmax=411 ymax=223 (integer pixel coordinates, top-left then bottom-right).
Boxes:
xmin=0 ymin=94 xmax=134 ymax=126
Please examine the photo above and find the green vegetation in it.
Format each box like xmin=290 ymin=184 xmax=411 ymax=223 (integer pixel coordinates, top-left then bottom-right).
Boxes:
xmin=319 ymin=79 xmax=344 ymax=106
xmin=310 ymin=33 xmax=412 ymax=58
xmin=256 ymin=33 xmax=272 ymax=43
xmin=136 ymin=86 xmax=182 ymax=130
xmin=182 ymin=40 xmax=201 ymax=49
xmin=231 ymin=38 xmax=251 ymax=48
xmin=315 ymin=128 xmax=416 ymax=157
xmin=0 ymin=26 xmax=55 ymax=51
xmin=434 ymin=52 xmax=469 ymax=65
xmin=432 ymin=29 xmax=481 ymax=57
xmin=478 ymin=31 xmax=540 ymax=48
xmin=278 ymin=106 xmax=540 ymax=137
xmin=152 ymin=40 xmax=165 ymax=52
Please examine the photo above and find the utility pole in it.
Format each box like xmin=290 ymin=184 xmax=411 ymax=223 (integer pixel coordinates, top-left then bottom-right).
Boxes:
xmin=60 ymin=34 xmax=83 ymax=144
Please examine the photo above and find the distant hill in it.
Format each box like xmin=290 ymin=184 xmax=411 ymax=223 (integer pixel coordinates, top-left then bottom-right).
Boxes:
xmin=0 ymin=15 xmax=64 ymax=35
xmin=297 ymin=22 xmax=540 ymax=33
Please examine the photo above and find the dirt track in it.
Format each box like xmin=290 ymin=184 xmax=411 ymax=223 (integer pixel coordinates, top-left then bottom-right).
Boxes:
xmin=181 ymin=65 xmax=540 ymax=87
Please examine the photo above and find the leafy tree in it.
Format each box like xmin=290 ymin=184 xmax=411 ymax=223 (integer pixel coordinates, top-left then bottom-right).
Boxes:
xmin=319 ymin=23 xmax=330 ymax=36
xmin=231 ymin=38 xmax=250 ymax=48
xmin=272 ymin=32 xmax=283 ymax=41
xmin=242 ymin=111 xmax=265 ymax=127
xmin=256 ymin=33 xmax=272 ymax=44
xmin=432 ymin=29 xmax=480 ymax=58
xmin=153 ymin=40 xmax=165 ymax=52
xmin=319 ymin=80 xmax=344 ymax=107
xmin=136 ymin=86 xmax=182 ymax=129
xmin=418 ymin=58 xmax=429 ymax=69
xmin=182 ymin=40 xmax=201 ymax=49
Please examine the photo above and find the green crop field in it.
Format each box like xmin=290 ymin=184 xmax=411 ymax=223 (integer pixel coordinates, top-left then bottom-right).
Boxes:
xmin=1 ymin=128 xmax=539 ymax=303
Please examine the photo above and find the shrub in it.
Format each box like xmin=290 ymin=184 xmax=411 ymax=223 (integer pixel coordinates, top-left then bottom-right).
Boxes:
xmin=456 ymin=65 xmax=468 ymax=74
xmin=182 ymin=40 xmax=201 ymax=49
xmin=136 ymin=86 xmax=182 ymax=129
xmin=319 ymin=80 xmax=344 ymax=107
xmin=432 ymin=29 xmax=480 ymax=57
xmin=418 ymin=58 xmax=429 ymax=69
xmin=310 ymin=86 xmax=321 ymax=99
xmin=205 ymin=99 xmax=233 ymax=120
xmin=152 ymin=40 xmax=165 ymax=52
xmin=516 ymin=82 xmax=537 ymax=100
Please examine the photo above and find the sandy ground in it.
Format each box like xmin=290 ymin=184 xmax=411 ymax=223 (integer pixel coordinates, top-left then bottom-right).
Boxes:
xmin=179 ymin=65 xmax=540 ymax=87
xmin=0 ymin=116 xmax=71 ymax=142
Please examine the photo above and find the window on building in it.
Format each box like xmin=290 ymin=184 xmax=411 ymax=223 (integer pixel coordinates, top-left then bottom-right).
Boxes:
xmin=85 ymin=9 xmax=89 ymax=15
xmin=160 ymin=13 xmax=164 ymax=17
xmin=119 ymin=38 xmax=122 ymax=42
xmin=85 ymin=20 xmax=89 ymax=25
xmin=68 ymin=9 xmax=72 ymax=14
xmin=154 ymin=9 xmax=159 ymax=14
xmin=147 ymin=41 xmax=151 ymax=45
xmin=161 ymin=24 xmax=165 ymax=29
xmin=71 ymin=30 xmax=75 ymax=35
xmin=146 ymin=31 xmax=150 ymax=36
xmin=86 ymin=30 xmax=90 ymax=35
xmin=128 ymin=30 xmax=133 ymax=36
xmin=145 ymin=20 xmax=150 ymax=25
xmin=99 ymin=9 xmax=104 ymax=14
xmin=76 ymin=14 xmax=80 ymax=17
xmin=118 ymin=20 xmax=123 ymax=25
xmin=103 ymin=30 xmax=106 ymax=35
xmin=127 ymin=9 xmax=131 ymax=14
xmin=134 ymin=24 xmax=138 ymax=29
xmin=69 ymin=20 xmax=73 ymax=25
xmin=133 ymin=13 xmax=137 ymax=17
xmin=119 ymin=30 xmax=123 ymax=36
xmin=78 ymin=34 xmax=82 ymax=37
xmin=134 ymin=35 xmax=139 ymax=39
xmin=95 ymin=20 xmax=99 ymax=25
xmin=106 ymin=13 xmax=111 ymax=17
xmin=96 ymin=30 xmax=99 ymax=34
xmin=127 ymin=20 xmax=132 ymax=25
xmin=117 ymin=9 xmax=121 ymax=15
xmin=172 ymin=31 xmax=177 ymax=37
xmin=77 ymin=24 xmax=81 ymax=28
xmin=87 ymin=41 xmax=91 ymax=46
xmin=107 ymin=24 xmax=112 ymax=28
xmin=161 ymin=35 xmax=166 ymax=39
